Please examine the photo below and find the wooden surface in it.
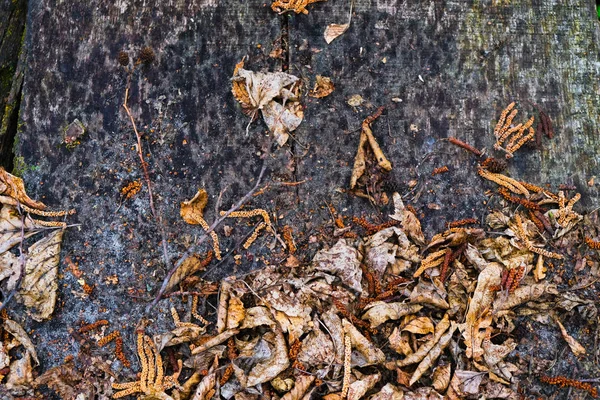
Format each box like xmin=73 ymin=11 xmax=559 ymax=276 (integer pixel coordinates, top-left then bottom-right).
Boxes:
xmin=6 ymin=0 xmax=600 ymax=391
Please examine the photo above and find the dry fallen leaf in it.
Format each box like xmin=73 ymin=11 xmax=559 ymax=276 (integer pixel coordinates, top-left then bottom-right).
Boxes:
xmin=342 ymin=319 xmax=385 ymax=366
xmin=4 ymin=319 xmax=39 ymax=365
xmin=226 ymin=295 xmax=246 ymax=330
xmin=409 ymin=280 xmax=449 ymax=309
xmin=460 ymin=262 xmax=502 ymax=360
xmin=165 ymin=255 xmax=204 ymax=293
xmin=555 ymin=317 xmax=586 ymax=357
xmin=191 ymin=357 xmax=217 ymax=400
xmin=409 ymin=323 xmax=457 ymax=385
xmin=448 ymin=370 xmax=485 ymax=396
xmin=389 ymin=193 xmax=425 ymax=246
xmin=347 ymin=94 xmax=364 ymax=107
xmin=0 ymin=168 xmax=47 ymax=210
xmin=17 ymin=229 xmax=64 ymax=321
xmin=534 ymin=254 xmax=546 ymax=281
xmin=281 ymin=374 xmax=315 ymax=400
xmin=397 ymin=313 xmax=450 ymax=368
xmin=350 ymin=108 xmax=392 ymax=190
xmin=35 ymin=354 xmax=114 ymax=400
xmin=297 ymin=321 xmax=336 ymax=368
xmin=232 ymin=67 xmax=303 ymax=146
xmin=5 ymin=351 xmax=33 ymax=391
xmin=493 ymin=282 xmax=558 ymax=311
xmin=313 ymin=239 xmax=363 ymax=293
xmin=181 ymin=189 xmax=222 ymax=260
xmin=402 ymin=316 xmax=435 ymax=335
xmin=309 ymin=75 xmax=335 ymax=98
xmin=324 ymin=23 xmax=349 ymax=44
xmin=348 ymin=372 xmax=380 ymax=400
xmin=236 ymin=327 xmax=290 ymax=387
xmin=362 ymin=302 xmax=422 ymax=328
xmin=388 ymin=328 xmax=413 ymax=356
xmin=431 ymin=364 xmax=451 ymax=392
xmin=370 ymin=383 xmax=404 ymax=400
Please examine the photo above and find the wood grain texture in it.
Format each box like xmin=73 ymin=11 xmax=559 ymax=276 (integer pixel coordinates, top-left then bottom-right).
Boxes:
xmin=8 ymin=0 xmax=600 ymax=379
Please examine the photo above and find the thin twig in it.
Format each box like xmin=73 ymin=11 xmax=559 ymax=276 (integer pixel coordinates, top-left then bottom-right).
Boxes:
xmin=147 ymin=153 xmax=270 ymax=312
xmin=161 ymin=290 xmax=218 ymax=299
xmin=123 ymin=71 xmax=173 ymax=288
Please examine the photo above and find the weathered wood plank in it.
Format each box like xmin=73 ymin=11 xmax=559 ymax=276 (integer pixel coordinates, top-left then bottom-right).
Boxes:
xmin=289 ymin=0 xmax=600 ymax=235
xmin=10 ymin=0 xmax=600 ymax=383
xmin=15 ymin=0 xmax=284 ymax=371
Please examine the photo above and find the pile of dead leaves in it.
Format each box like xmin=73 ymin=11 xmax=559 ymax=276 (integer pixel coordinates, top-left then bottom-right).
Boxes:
xmin=32 ymin=185 xmax=596 ymax=400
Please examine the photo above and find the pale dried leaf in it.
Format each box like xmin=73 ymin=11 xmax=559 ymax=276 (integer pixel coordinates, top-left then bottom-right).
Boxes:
xmin=240 ymin=306 xmax=276 ymax=329
xmin=0 ymin=205 xmax=44 ymax=254
xmin=5 ymin=351 xmax=33 ymax=390
xmin=272 ymin=376 xmax=294 ymax=392
xmin=232 ymin=68 xmax=304 ymax=146
xmin=245 ymin=327 xmax=290 ymax=387
xmin=534 ymin=254 xmax=546 ymax=281
xmin=397 ymin=314 xmax=450 ymax=367
xmin=389 ymin=193 xmax=425 ymax=246
xmin=297 ymin=323 xmax=335 ymax=367
xmin=463 ymin=244 xmax=490 ymax=271
xmin=309 ymin=76 xmax=334 ymax=98
xmin=227 ymin=295 xmax=246 ymax=330
xmin=191 ymin=329 xmax=239 ymax=355
xmin=190 ymin=369 xmax=216 ymax=400
xmin=348 ymin=372 xmax=380 ymax=400
xmin=165 ymin=255 xmax=204 ymax=293
xmin=365 ymin=226 xmax=420 ymax=264
xmin=217 ymin=280 xmax=231 ymax=333
xmin=493 ymin=282 xmax=558 ymax=311
xmin=342 ymin=319 xmax=385 ymax=366
xmin=324 ymin=23 xmax=349 ymax=44
xmin=448 ymin=370 xmax=485 ymax=396
xmin=262 ymin=100 xmax=304 ymax=147
xmin=164 ymin=324 xmax=206 ymax=347
xmin=409 ymin=323 xmax=457 ymax=386
xmin=431 ymin=364 xmax=451 ymax=392
xmin=263 ymin=289 xmax=312 ymax=339
xmin=388 ymin=328 xmax=413 ymax=356
xmin=0 ymin=251 xmax=19 ymax=292
xmin=4 ymin=319 xmax=39 ymax=365
xmin=402 ymin=316 xmax=434 ymax=335
xmin=362 ymin=302 xmax=422 ymax=328
xmin=486 ymin=211 xmax=510 ymax=229
xmin=365 ymin=242 xmax=398 ymax=278
xmin=17 ymin=229 xmax=64 ymax=321
xmin=483 ymin=335 xmax=517 ymax=367
xmin=350 ymin=130 xmax=367 ymax=189
xmin=235 ymin=69 xmax=299 ymax=109
xmin=403 ymin=387 xmax=444 ymax=400
xmin=281 ymin=375 xmax=315 ymax=400
xmin=321 ymin=309 xmax=345 ymax=376
xmin=370 ymin=383 xmax=404 ymax=400
xmin=0 ymin=345 xmax=8 ymax=370
xmin=180 ymin=189 xmax=208 ymax=224
xmin=313 ymin=239 xmax=362 ymax=293
xmin=0 ymin=168 xmax=47 ymax=210
xmin=460 ymin=262 xmax=502 ymax=360
xmin=409 ymin=281 xmax=449 ymax=309
xmin=555 ymin=318 xmax=586 ymax=357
